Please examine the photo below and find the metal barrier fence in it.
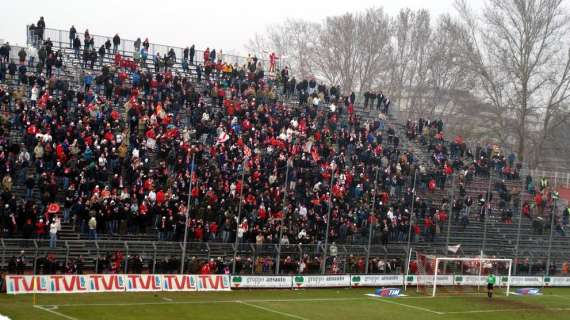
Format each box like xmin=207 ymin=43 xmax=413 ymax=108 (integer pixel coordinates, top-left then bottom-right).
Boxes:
xmin=27 ymin=26 xmax=272 ymax=70
xmin=1 ymin=237 xmax=568 ymax=276
xmin=529 ymin=169 xmax=570 ymax=189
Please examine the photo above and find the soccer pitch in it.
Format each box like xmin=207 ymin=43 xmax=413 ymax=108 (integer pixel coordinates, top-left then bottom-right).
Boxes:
xmin=2 ymin=288 xmax=570 ymax=320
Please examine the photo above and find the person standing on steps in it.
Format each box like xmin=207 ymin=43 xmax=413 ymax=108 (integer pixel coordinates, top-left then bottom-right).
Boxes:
xmin=88 ymin=215 xmax=97 ymax=240
xmin=189 ymin=45 xmax=195 ymax=65
xmin=69 ymin=25 xmax=76 ymax=48
xmin=49 ymin=216 xmax=61 ymax=248
xmin=73 ymin=35 xmax=81 ymax=59
xmin=37 ymin=16 xmax=46 ymax=41
xmin=112 ymin=34 xmax=121 ymax=54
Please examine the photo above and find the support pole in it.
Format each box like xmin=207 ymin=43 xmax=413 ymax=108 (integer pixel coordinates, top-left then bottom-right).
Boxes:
xmin=513 ymin=169 xmax=526 ymax=275
xmin=180 ymin=153 xmax=195 ymax=274
xmin=545 ymin=200 xmax=557 ymax=276
xmin=275 ymin=159 xmax=290 ymax=274
xmin=404 ymin=170 xmax=418 ymax=278
xmin=321 ymin=167 xmax=336 ymax=274
xmin=482 ymin=173 xmax=493 ymax=253
xmin=404 ymin=247 xmax=413 ymax=291
xmin=365 ymin=166 xmax=380 ymax=274
xmin=478 ymin=250 xmax=484 ymax=293
xmin=232 ymin=157 xmax=248 ymax=273
xmin=445 ymin=174 xmax=456 ymax=252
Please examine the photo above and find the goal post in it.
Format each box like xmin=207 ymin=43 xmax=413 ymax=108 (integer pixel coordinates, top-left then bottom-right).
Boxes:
xmin=411 ymin=251 xmax=512 ymax=297
xmin=433 ymin=257 xmax=512 ymax=297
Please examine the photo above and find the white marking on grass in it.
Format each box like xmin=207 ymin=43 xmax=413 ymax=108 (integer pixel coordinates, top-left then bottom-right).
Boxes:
xmin=161 ymin=297 xmax=173 ymax=302
xmin=365 ymin=294 xmax=408 ymax=298
xmin=34 ymin=305 xmax=79 ymax=320
xmin=444 ymin=307 xmax=570 ymax=314
xmin=444 ymin=308 xmax=527 ymax=314
xmin=45 ymin=297 xmax=364 ymax=308
xmin=236 ymin=300 xmax=309 ymax=320
xmin=368 ymin=297 xmax=445 ymax=315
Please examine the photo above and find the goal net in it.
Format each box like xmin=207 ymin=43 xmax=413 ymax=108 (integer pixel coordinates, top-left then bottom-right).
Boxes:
xmin=412 ymin=252 xmax=512 ymax=296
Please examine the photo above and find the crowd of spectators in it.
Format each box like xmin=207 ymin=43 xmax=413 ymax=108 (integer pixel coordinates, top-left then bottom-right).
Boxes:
xmin=404 ymin=116 xmax=569 ymax=235
xmin=0 ymin=17 xmax=426 ymax=255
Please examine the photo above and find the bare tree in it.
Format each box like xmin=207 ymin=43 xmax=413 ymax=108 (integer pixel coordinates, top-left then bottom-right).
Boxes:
xmin=247 ymin=10 xmax=391 ymax=93
xmin=421 ymin=15 xmax=475 ymax=121
xmin=386 ymin=9 xmax=432 ymax=111
xmin=355 ymin=8 xmax=392 ymax=93
xmin=454 ymin=0 xmax=570 ymax=165
xmin=311 ymin=13 xmax=360 ymax=93
xmin=245 ymin=33 xmax=271 ymax=60
xmin=246 ymin=19 xmax=318 ymax=79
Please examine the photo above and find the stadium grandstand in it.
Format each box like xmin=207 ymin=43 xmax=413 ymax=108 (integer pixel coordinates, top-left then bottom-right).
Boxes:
xmin=0 ymin=15 xmax=568 ymax=280
xmin=2 ymin=2 xmax=570 ymax=317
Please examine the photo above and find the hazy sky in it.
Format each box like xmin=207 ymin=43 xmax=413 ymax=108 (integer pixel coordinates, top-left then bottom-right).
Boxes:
xmin=1 ymin=0 xmax=477 ymax=55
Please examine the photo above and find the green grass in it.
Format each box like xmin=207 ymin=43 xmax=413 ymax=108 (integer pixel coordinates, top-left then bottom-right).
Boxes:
xmin=1 ymin=287 xmax=570 ymax=320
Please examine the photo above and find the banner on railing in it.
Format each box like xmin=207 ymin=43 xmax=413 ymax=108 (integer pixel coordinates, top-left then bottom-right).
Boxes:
xmin=293 ymin=275 xmax=351 ymax=288
xmin=543 ymin=277 xmax=570 ymax=287
xmin=231 ymin=276 xmax=292 ymax=288
xmin=5 ymin=274 xmax=231 ymax=294
xmin=195 ymin=274 xmax=231 ymax=291
xmin=7 ymin=274 xmax=570 ymax=294
xmin=408 ymin=275 xmax=453 ymax=286
xmin=510 ymin=276 xmax=543 ymax=287
xmin=125 ymin=274 xmax=162 ymax=292
xmin=89 ymin=274 xmax=126 ymax=292
xmin=162 ymin=275 xmax=197 ymax=291
xmin=454 ymin=275 xmax=485 ymax=286
xmin=351 ymin=275 xmax=403 ymax=287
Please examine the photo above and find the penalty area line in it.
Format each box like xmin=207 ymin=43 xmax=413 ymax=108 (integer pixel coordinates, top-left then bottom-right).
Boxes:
xmin=368 ymin=297 xmax=445 ymax=315
xmin=444 ymin=307 xmax=570 ymax=314
xmin=236 ymin=300 xmax=309 ymax=320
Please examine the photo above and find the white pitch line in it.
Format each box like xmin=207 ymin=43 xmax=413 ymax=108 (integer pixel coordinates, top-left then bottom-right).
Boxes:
xmin=368 ymin=297 xmax=445 ymax=315
xmin=161 ymin=297 xmax=173 ymax=302
xmin=236 ymin=300 xmax=309 ymax=320
xmin=551 ymin=294 xmax=570 ymax=301
xmin=34 ymin=305 xmax=79 ymax=320
xmin=444 ymin=307 xmax=570 ymax=314
xmin=44 ymin=297 xmax=364 ymax=308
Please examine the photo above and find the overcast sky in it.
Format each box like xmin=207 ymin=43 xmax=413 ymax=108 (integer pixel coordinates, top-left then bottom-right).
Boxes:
xmin=1 ymin=0 xmax=479 ymax=55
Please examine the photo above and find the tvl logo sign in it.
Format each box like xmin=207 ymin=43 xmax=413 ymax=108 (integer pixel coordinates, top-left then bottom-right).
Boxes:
xmin=375 ymin=287 xmax=402 ymax=297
